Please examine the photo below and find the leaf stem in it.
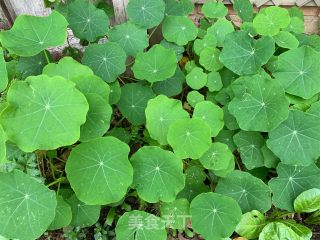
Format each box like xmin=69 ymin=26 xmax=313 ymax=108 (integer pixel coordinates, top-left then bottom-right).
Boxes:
xmin=43 ymin=50 xmax=50 ymax=64
xmin=46 ymin=177 xmax=67 ymax=188
xmin=148 ymin=25 xmax=159 ymax=39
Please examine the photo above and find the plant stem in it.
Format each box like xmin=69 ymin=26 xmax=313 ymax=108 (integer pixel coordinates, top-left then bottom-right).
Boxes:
xmin=148 ymin=25 xmax=159 ymax=39
xmin=43 ymin=50 xmax=50 ymax=64
xmin=47 ymin=177 xmax=67 ymax=188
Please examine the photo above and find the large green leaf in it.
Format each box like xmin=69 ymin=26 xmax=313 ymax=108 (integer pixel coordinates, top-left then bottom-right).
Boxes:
xmin=0 ymin=170 xmax=56 ymax=240
xmin=66 ymin=137 xmax=133 ymax=205
xmin=228 ymin=75 xmax=289 ymax=132
xmin=294 ymin=188 xmax=320 ymax=213
xmin=132 ymin=44 xmax=177 ymax=83
xmin=66 ymin=0 xmax=109 ymax=42
xmin=193 ymin=101 xmax=224 ymax=137
xmin=117 ymin=83 xmax=155 ymax=125
xmin=253 ymin=7 xmax=290 ymax=36
xmin=145 ymin=95 xmax=189 ymax=145
xmin=0 ymin=48 xmax=8 ymax=92
xmin=233 ymin=131 xmax=265 ymax=170
xmin=268 ymin=163 xmax=320 ymax=211
xmin=190 ymin=192 xmax=242 ymax=240
xmin=131 ymin=146 xmax=185 ymax=203
xmin=43 ymin=57 xmax=93 ymax=80
xmin=0 ymin=75 xmax=88 ymax=152
xmin=127 ymin=0 xmax=165 ymax=29
xmin=220 ymin=31 xmax=275 ymax=75
xmin=167 ymin=118 xmax=212 ymax=159
xmin=216 ymin=170 xmax=272 ymax=213
xmin=235 ymin=210 xmax=267 ymax=239
xmin=273 ymin=46 xmax=320 ymax=99
xmin=115 ymin=210 xmax=166 ymax=240
xmin=266 ymin=110 xmax=320 ymax=166
xmin=109 ymin=22 xmax=148 ymax=57
xmin=0 ymin=11 xmax=68 ymax=57
xmin=48 ymin=195 xmax=72 ymax=230
xmin=82 ymin=42 xmax=127 ymax=83
xmin=162 ymin=16 xmax=198 ymax=46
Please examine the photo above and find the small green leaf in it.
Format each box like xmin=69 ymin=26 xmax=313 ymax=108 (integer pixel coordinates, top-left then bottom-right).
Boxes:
xmin=215 ymin=129 xmax=237 ymax=151
xmin=190 ymin=192 xmax=242 ymax=239
xmin=82 ymin=42 xmax=127 ymax=83
xmin=193 ymin=101 xmax=224 ymax=137
xmin=194 ymin=34 xmax=217 ymax=56
xmin=235 ymin=210 xmax=267 ymax=239
xmin=187 ymin=90 xmax=205 ymax=107
xmin=115 ymin=210 xmax=166 ymax=240
xmin=268 ymin=163 xmax=320 ymax=212
xmin=132 ymin=44 xmax=177 ymax=83
xmin=167 ymin=118 xmax=212 ymax=159
xmin=145 ymin=95 xmax=189 ymax=145
xmin=48 ymin=195 xmax=72 ymax=230
xmin=233 ymin=0 xmax=254 ymax=22
xmin=273 ymin=31 xmax=299 ymax=49
xmin=201 ymin=2 xmax=227 ymax=18
xmin=17 ymin=51 xmax=49 ymax=79
xmin=186 ymin=67 xmax=207 ymax=90
xmin=164 ymin=0 xmax=194 ymax=16
xmin=253 ymin=7 xmax=290 ymax=36
xmin=220 ymin=31 xmax=275 ymax=75
xmin=162 ymin=16 xmax=198 ymax=46
xmin=117 ymin=83 xmax=155 ymax=125
xmin=294 ymin=188 xmax=320 ymax=213
xmin=216 ymin=170 xmax=272 ymax=213
xmin=131 ymin=146 xmax=185 ymax=203
xmin=127 ymin=0 xmax=165 ymax=29
xmin=109 ymin=80 xmax=122 ymax=104
xmin=259 ymin=222 xmax=302 ymax=240
xmin=206 ymin=71 xmax=223 ymax=92
xmin=0 ymin=170 xmax=57 ymax=240
xmin=109 ymin=22 xmax=148 ymax=57
xmin=279 ymin=220 xmax=313 ymax=240
xmin=66 ymin=194 xmax=101 ymax=227
xmin=207 ymin=18 xmax=234 ymax=47
xmin=66 ymin=0 xmax=109 ymax=42
xmin=0 ymin=11 xmax=68 ymax=57
xmin=199 ymin=47 xmax=223 ymax=71
xmin=160 ymin=39 xmax=185 ymax=61
xmin=0 ymin=48 xmax=8 ymax=92
xmin=66 ymin=137 xmax=133 ymax=205
xmin=0 ymin=75 xmax=89 ymax=152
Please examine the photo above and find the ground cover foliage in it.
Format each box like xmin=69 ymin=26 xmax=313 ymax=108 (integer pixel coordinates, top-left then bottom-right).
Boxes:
xmin=0 ymin=0 xmax=320 ymax=239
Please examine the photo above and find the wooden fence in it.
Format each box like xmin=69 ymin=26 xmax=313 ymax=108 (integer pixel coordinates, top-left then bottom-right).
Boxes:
xmin=0 ymin=0 xmax=319 ymax=33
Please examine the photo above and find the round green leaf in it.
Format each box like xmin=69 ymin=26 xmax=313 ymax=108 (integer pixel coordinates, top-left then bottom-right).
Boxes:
xmin=268 ymin=163 xmax=320 ymax=211
xmin=0 ymin=170 xmax=57 ymax=240
xmin=152 ymin=67 xmax=185 ymax=97
xmin=233 ymin=131 xmax=265 ymax=170
xmin=132 ymin=44 xmax=177 ymax=83
xmin=131 ymin=146 xmax=185 ymax=203
xmin=66 ymin=137 xmax=133 ymax=205
xmin=186 ymin=67 xmax=207 ymax=90
xmin=235 ymin=210 xmax=267 ymax=239
xmin=294 ymin=188 xmax=320 ymax=213
xmin=201 ymin=2 xmax=227 ymax=18
xmin=160 ymin=39 xmax=185 ymax=61
xmin=115 ymin=210 xmax=166 ymax=240
xmin=273 ymin=31 xmax=299 ymax=49
xmin=79 ymin=93 xmax=112 ymax=142
xmin=186 ymin=90 xmax=205 ymax=108
xmin=199 ymin=142 xmax=233 ymax=171
xmin=193 ymin=34 xmax=217 ymax=56
xmin=193 ymin=101 xmax=224 ymax=137
xmin=206 ymin=71 xmax=223 ymax=92
xmin=216 ymin=170 xmax=272 ymax=213
xmin=109 ymin=22 xmax=148 ymax=57
xmin=17 ymin=51 xmax=49 ymax=79
xmin=109 ymin=80 xmax=122 ymax=104
xmin=0 ymin=11 xmax=68 ymax=57
xmin=164 ymin=0 xmax=194 ymax=16
xmin=43 ymin=56 xmax=93 ymax=80
xmin=48 ymin=195 xmax=72 ymax=230
xmin=0 ymin=48 xmax=8 ymax=92
xmin=145 ymin=95 xmax=189 ymax=145
xmin=117 ymin=83 xmax=155 ymax=125
xmin=207 ymin=18 xmax=234 ymax=47
xmin=266 ymin=109 xmax=320 ymax=166
xmin=259 ymin=222 xmax=301 ymax=240
xmin=162 ymin=16 xmax=198 ymax=46
xmin=199 ymin=47 xmax=223 ymax=71
xmin=66 ymin=194 xmax=101 ymax=227
xmin=233 ymin=0 xmax=254 ymax=22
xmin=253 ymin=7 xmax=290 ymax=36
xmin=167 ymin=118 xmax=212 ymax=159
xmin=82 ymin=42 xmax=127 ymax=83
xmin=215 ymin=129 xmax=237 ymax=151
xmin=127 ymin=0 xmax=165 ymax=29
xmin=223 ymin=104 xmax=239 ymax=130
xmin=0 ymin=75 xmax=89 ymax=152
xmin=160 ymin=198 xmax=190 ymax=230
xmin=67 ymin=0 xmax=109 ymax=42
xmin=228 ymin=75 xmax=289 ymax=132
xmin=279 ymin=220 xmax=312 ymax=240
xmin=220 ymin=31 xmax=275 ymax=75
xmin=190 ymin=192 xmax=242 ymax=240
xmin=273 ymin=46 xmax=320 ymax=99
xmin=261 ymin=145 xmax=280 ymax=169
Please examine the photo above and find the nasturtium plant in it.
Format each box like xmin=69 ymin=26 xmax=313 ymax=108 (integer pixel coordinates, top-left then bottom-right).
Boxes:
xmin=1 ymin=2 xmax=319 ymax=239
xmin=66 ymin=137 xmax=133 ymax=205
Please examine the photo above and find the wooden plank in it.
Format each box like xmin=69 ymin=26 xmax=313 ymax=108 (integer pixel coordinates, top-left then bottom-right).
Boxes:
xmin=3 ymin=0 xmax=51 ymax=20
xmin=112 ymin=0 xmax=129 ymax=24
xmin=0 ymin=5 xmax=10 ymax=29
